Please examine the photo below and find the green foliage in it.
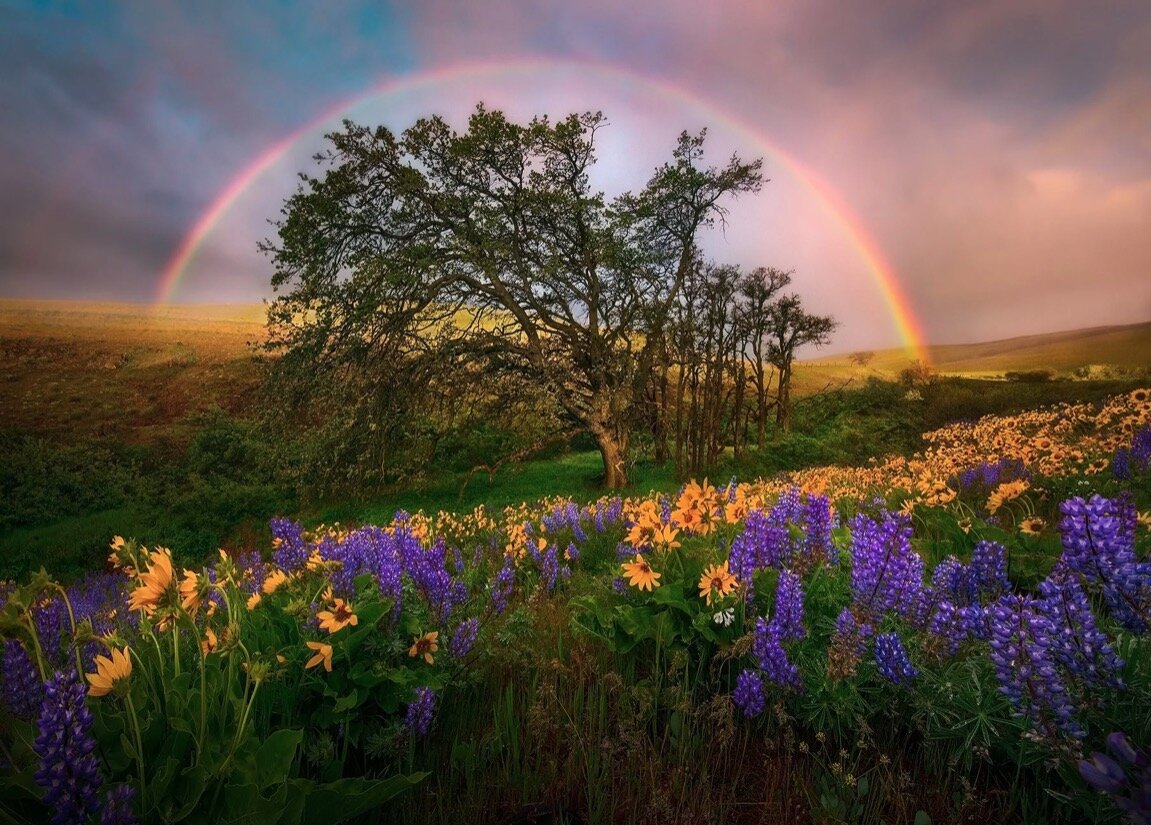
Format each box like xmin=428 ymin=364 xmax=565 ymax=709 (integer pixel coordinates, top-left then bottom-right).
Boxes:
xmin=0 ymin=433 xmax=141 ymax=531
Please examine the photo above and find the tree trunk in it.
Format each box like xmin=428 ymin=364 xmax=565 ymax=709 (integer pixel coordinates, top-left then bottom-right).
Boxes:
xmin=594 ymin=427 xmax=630 ymax=489
xmin=776 ymin=365 xmax=792 ymax=435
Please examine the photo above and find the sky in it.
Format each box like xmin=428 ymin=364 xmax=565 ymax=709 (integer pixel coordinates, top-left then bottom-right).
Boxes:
xmin=1 ymin=1 xmax=1149 ymax=352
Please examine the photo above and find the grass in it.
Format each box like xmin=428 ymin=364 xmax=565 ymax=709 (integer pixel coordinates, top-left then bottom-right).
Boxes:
xmin=319 ymin=450 xmax=681 ymax=525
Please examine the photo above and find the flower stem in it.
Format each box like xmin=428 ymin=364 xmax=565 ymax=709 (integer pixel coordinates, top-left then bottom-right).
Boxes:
xmin=125 ymin=691 xmax=148 ymax=809
xmin=51 ymin=584 xmax=84 ymax=677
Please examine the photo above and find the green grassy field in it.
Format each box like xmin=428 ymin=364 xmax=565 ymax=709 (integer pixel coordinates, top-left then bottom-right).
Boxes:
xmin=3 ymin=300 xmax=1151 ymax=823
xmin=2 ymin=300 xmax=1148 ymax=581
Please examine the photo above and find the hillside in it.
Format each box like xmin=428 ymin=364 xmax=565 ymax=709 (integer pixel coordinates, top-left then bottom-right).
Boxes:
xmin=3 ymin=300 xmax=1148 ymax=443
xmin=799 ymin=320 xmax=1151 ymax=390
xmin=0 ymin=300 xmax=267 ymax=445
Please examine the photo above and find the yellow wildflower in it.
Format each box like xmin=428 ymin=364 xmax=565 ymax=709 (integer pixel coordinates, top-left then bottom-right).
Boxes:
xmin=408 ymin=631 xmax=439 ymax=665
xmin=621 ymin=554 xmax=661 ymax=591
xmin=316 ymin=597 xmax=359 ymax=634
xmin=128 ymin=549 xmax=174 ymax=615
xmin=87 ymin=646 xmax=132 ymax=697
xmin=262 ymin=569 xmax=289 ymax=595
xmin=698 ymin=561 xmax=738 ymax=606
xmin=305 ymin=641 xmax=333 ymax=672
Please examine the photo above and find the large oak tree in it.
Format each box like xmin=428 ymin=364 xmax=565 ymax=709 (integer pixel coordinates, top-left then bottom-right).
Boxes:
xmin=262 ymin=106 xmax=762 ymax=488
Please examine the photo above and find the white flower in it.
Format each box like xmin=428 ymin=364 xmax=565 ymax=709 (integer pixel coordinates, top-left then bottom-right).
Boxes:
xmin=713 ymin=608 xmax=735 ymax=627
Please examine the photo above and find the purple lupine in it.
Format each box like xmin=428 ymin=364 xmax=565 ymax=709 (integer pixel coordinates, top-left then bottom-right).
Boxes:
xmin=803 ymin=494 xmax=836 ymax=565
xmin=729 ymin=509 xmax=791 ymax=600
xmin=101 ymin=783 xmax=138 ymax=825
xmin=1060 ymin=494 xmax=1149 ymax=632
xmin=34 ymin=671 xmax=103 ymax=825
xmin=848 ymin=509 xmax=924 ymax=621
xmin=528 ymin=540 xmax=563 ymax=593
xmin=270 ymin=518 xmax=309 ymax=573
xmin=449 ymin=618 xmax=479 ymax=659
xmin=1038 ymin=566 xmax=1124 ymax=689
xmin=928 ymin=601 xmax=970 ymax=656
xmin=1113 ymin=447 xmax=1132 ymax=481
xmin=765 ymin=489 xmax=807 ymax=567
xmin=753 ymin=618 xmax=803 ymax=691
xmin=565 ymin=543 xmax=580 ymax=563
xmin=1079 ymin=731 xmax=1151 ymax=822
xmin=612 ymin=577 xmax=629 ymax=596
xmin=402 ymin=535 xmax=468 ymax=623
xmin=2 ymin=639 xmax=43 ymax=720
xmin=770 ymin=569 xmax=805 ymax=641
xmin=932 ymin=557 xmax=976 ymax=605
xmin=874 ymin=632 xmax=919 ymax=686
xmin=372 ymin=534 xmax=404 ymax=619
xmin=235 ymin=550 xmax=266 ymax=599
xmin=490 ymin=555 xmax=516 ymax=614
xmin=961 ymin=604 xmax=990 ymax=642
xmin=970 ymin=540 xmax=1011 ymax=598
xmin=733 ymin=669 xmax=766 ymax=718
xmin=33 ymin=598 xmax=67 ymax=671
xmin=987 ymin=594 xmax=1084 ymax=739
xmin=404 ymin=687 xmax=437 ymax=737
xmin=1132 ymin=425 xmax=1151 ymax=471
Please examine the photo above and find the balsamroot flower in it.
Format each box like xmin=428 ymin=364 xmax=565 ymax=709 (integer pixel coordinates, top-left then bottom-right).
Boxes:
xmin=621 ymin=554 xmax=661 ymax=591
xmin=178 ymin=569 xmax=203 ymax=613
xmin=34 ymin=671 xmax=103 ymax=825
xmin=201 ymin=627 xmax=219 ymax=655
xmin=408 ymin=631 xmax=439 ymax=665
xmin=305 ymin=641 xmax=333 ymax=672
xmin=1019 ymin=517 xmax=1045 ymax=536
xmin=316 ymin=597 xmax=358 ymax=634
xmin=127 ymin=549 xmax=174 ymax=615
xmin=698 ymin=561 xmax=738 ymax=606
xmin=262 ymin=569 xmax=289 ymax=595
xmin=86 ymin=646 xmax=132 ymax=697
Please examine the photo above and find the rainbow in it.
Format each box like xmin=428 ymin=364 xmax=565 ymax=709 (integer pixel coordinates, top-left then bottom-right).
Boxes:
xmin=155 ymin=60 xmax=929 ymax=360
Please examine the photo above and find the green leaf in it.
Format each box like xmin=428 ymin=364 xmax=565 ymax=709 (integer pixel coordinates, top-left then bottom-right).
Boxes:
xmin=914 ymin=811 xmax=932 ymax=825
xmin=331 ymin=690 xmax=361 ymax=714
xmin=254 ymin=729 xmax=303 ymax=790
xmin=300 ymin=773 xmax=428 ymax=825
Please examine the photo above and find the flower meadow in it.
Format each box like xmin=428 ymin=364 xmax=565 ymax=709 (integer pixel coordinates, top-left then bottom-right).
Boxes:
xmin=1 ymin=389 xmax=1151 ymax=823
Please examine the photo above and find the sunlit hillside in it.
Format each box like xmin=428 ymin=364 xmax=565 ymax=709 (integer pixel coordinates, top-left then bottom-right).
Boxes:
xmin=795 ymin=320 xmax=1151 ymax=393
xmin=0 ymin=300 xmax=267 ymax=444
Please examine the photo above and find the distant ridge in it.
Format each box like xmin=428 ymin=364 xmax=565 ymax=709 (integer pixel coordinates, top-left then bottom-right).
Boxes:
xmin=2 ymin=299 xmax=1147 ymax=377
xmin=802 ymin=321 xmax=1151 ymax=381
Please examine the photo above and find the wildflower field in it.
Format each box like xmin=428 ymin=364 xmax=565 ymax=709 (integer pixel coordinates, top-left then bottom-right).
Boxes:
xmin=3 ymin=388 xmax=1151 ymax=823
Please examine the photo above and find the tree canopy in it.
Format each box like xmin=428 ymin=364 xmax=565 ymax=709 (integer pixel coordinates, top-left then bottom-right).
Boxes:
xmin=262 ymin=105 xmax=765 ymax=488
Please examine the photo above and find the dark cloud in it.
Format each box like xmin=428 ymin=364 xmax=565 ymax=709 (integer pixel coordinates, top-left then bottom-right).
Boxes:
xmin=1 ymin=0 xmax=1148 ymax=348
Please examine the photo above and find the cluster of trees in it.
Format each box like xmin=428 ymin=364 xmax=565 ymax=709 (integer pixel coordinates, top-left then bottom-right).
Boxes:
xmin=262 ymin=106 xmax=835 ymax=490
